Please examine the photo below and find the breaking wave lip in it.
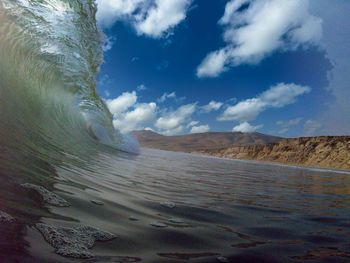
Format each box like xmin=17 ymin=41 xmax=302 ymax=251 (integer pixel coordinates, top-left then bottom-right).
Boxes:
xmin=0 ymin=0 xmax=138 ymax=155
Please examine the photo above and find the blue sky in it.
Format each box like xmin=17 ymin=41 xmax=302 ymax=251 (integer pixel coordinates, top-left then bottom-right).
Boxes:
xmin=95 ymin=0 xmax=350 ymax=137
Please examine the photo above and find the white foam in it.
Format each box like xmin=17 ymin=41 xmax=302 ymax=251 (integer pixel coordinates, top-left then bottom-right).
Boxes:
xmin=35 ymin=223 xmax=115 ymax=259
xmin=129 ymin=216 xmax=139 ymax=221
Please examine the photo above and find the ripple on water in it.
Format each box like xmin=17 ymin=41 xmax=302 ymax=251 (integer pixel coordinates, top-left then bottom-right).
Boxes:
xmin=291 ymin=247 xmax=350 ymax=260
xmin=160 ymin=201 xmax=176 ymax=208
xmin=150 ymin=222 xmax=167 ymax=228
xmin=91 ymin=200 xmax=104 ymax=205
xmin=157 ymin=252 xmax=219 ymax=260
xmin=0 ymin=211 xmax=14 ymax=223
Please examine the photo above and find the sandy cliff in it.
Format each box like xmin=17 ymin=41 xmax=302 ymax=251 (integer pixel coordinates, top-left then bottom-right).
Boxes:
xmin=192 ymin=136 xmax=350 ymax=171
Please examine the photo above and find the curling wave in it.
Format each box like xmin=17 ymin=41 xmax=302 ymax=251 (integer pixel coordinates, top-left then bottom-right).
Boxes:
xmin=0 ymin=0 xmax=137 ymax=173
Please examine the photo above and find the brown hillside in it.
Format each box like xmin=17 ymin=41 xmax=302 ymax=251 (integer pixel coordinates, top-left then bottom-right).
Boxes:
xmin=131 ymin=130 xmax=282 ymax=152
xmin=192 ymin=136 xmax=350 ymax=171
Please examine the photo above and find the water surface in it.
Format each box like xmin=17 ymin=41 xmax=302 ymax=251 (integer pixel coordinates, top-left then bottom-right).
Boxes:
xmin=3 ymin=148 xmax=350 ymax=263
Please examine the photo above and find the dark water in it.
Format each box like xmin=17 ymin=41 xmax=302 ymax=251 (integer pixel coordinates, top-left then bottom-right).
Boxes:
xmin=2 ymin=148 xmax=350 ymax=263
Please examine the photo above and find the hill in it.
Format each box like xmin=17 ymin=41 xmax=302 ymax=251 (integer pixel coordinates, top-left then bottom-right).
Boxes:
xmin=132 ymin=130 xmax=350 ymax=171
xmin=131 ymin=130 xmax=282 ymax=152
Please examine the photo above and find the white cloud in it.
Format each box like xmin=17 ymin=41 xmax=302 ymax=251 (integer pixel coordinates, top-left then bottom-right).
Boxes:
xmin=276 ymin=118 xmax=303 ymax=128
xmin=96 ymin=0 xmax=145 ymax=28
xmin=219 ymin=98 xmax=265 ymax=122
xmin=96 ymin=0 xmax=192 ymax=38
xmin=157 ymin=60 xmax=169 ymax=70
xmin=309 ymin=1 xmax=350 ymax=135
xmin=105 ymin=91 xmax=195 ymax=135
xmin=106 ymin=91 xmax=157 ymax=134
xmin=196 ymin=48 xmax=230 ymax=78
xmin=186 ymin=121 xmax=199 ymax=128
xmin=155 ymin=103 xmax=196 ymax=135
xmin=102 ymin=36 xmax=116 ymax=52
xmin=113 ymin=102 xmax=157 ymax=134
xmin=197 ymin=0 xmax=323 ymax=77
xmin=218 ymin=83 xmax=311 ymax=122
xmin=233 ymin=122 xmax=263 ymax=132
xmin=104 ymin=90 xmax=110 ymax=97
xmin=201 ymin=101 xmax=223 ymax=113
xmin=275 ymin=117 xmax=302 ymax=134
xmin=190 ymin=125 xmax=210 ymax=134
xmin=226 ymin=97 xmax=237 ymax=104
xmin=157 ymin=92 xmax=176 ymax=103
xmin=157 ymin=91 xmax=185 ymax=103
xmin=106 ymin=91 xmax=137 ymax=117
xmin=137 ymin=84 xmax=147 ymax=91
xmin=303 ymin=120 xmax=322 ymax=136
xmin=136 ymin=0 xmax=192 ymax=38
xmin=98 ymin=74 xmax=111 ymax=87
xmin=277 ymin=128 xmax=289 ymax=134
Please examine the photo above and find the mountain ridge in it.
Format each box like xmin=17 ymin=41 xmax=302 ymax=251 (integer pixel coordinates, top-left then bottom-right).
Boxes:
xmin=131 ymin=130 xmax=283 ymax=152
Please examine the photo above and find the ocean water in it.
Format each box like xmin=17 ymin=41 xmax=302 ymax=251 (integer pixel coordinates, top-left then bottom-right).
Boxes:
xmin=1 ymin=1 xmax=350 ymax=262
xmin=2 ymin=148 xmax=350 ymax=262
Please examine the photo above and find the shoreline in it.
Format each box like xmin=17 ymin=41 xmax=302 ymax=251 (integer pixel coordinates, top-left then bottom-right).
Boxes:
xmin=134 ymin=132 xmax=350 ymax=173
xmin=140 ymin=147 xmax=350 ymax=174
xmin=190 ymin=136 xmax=350 ymax=173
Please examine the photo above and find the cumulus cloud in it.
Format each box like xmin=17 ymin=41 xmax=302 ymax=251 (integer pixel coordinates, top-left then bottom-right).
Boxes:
xmin=96 ymin=0 xmax=192 ymax=38
xmin=186 ymin=121 xmax=199 ymax=128
xmin=105 ymin=90 xmax=196 ymax=135
xmin=106 ymin=91 xmax=137 ymax=117
xmin=157 ymin=91 xmax=185 ymax=103
xmin=201 ymin=101 xmax=223 ymax=113
xmin=309 ymin=1 xmax=350 ymax=135
xmin=136 ymin=0 xmax=192 ymax=38
xmin=157 ymin=60 xmax=170 ymax=70
xmin=157 ymin=92 xmax=176 ymax=103
xmin=276 ymin=117 xmax=302 ymax=134
xmin=197 ymin=0 xmax=323 ymax=77
xmin=155 ymin=104 xmax=196 ymax=135
xmin=190 ymin=125 xmax=210 ymax=134
xmin=97 ymin=74 xmax=111 ymax=88
xmin=102 ymin=36 xmax=116 ymax=52
xmin=113 ymin=102 xmax=157 ymax=133
xmin=276 ymin=118 xmax=303 ymax=128
xmin=232 ymin=122 xmax=263 ymax=132
xmin=303 ymin=120 xmax=322 ymax=136
xmin=104 ymin=90 xmax=110 ymax=97
xmin=106 ymin=91 xmax=157 ymax=134
xmin=197 ymin=49 xmax=230 ymax=78
xmin=96 ymin=0 xmax=145 ymax=27
xmin=218 ymin=83 xmax=311 ymax=122
xmin=137 ymin=84 xmax=147 ymax=91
